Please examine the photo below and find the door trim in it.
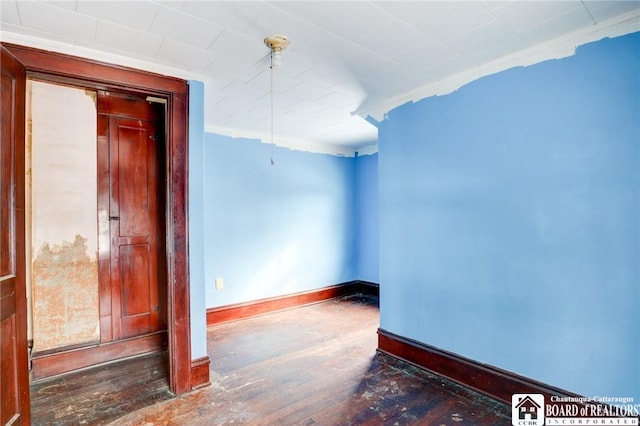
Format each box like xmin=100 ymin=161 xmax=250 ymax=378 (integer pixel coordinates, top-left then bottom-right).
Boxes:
xmin=31 ymin=332 xmax=166 ymax=380
xmin=1 ymin=42 xmax=193 ymax=395
xmin=1 ymin=43 xmax=30 ymax=425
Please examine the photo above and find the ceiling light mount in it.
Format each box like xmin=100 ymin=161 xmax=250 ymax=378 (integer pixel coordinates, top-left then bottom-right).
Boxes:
xmin=264 ymin=34 xmax=290 ymax=53
xmin=264 ymin=34 xmax=290 ymax=69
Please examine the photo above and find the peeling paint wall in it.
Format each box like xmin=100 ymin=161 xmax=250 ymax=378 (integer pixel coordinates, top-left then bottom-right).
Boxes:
xmin=28 ymin=80 xmax=99 ymax=353
xmin=377 ymin=32 xmax=640 ymax=402
xmin=32 ymin=236 xmax=99 ymax=351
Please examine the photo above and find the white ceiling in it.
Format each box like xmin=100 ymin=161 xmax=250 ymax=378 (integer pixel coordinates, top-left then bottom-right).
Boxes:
xmin=1 ymin=1 xmax=639 ymax=155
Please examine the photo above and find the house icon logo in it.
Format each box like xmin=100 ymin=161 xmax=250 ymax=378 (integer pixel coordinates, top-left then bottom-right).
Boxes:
xmin=512 ymin=394 xmax=545 ymax=426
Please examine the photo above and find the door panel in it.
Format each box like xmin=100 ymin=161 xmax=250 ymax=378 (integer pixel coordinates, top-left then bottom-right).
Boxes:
xmin=117 ymin=125 xmax=150 ymax=238
xmin=98 ymin=91 xmax=166 ymax=342
xmin=0 ymin=45 xmax=30 ymax=425
xmin=0 ymin=314 xmax=18 ymax=424
xmin=120 ymin=244 xmax=151 ymax=318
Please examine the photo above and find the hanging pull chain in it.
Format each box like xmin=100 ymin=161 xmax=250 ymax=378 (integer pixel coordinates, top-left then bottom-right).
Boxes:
xmin=264 ymin=35 xmax=290 ymax=166
xmin=270 ymin=50 xmax=275 ymax=165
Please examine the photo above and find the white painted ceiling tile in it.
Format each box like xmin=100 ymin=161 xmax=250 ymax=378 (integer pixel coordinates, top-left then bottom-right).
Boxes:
xmin=0 ymin=21 xmax=76 ymax=45
xmin=445 ymin=20 xmax=517 ymax=58
xmin=287 ymin=31 xmax=354 ymax=65
xmin=207 ymin=60 xmax=266 ymax=91
xmin=516 ymin=8 xmax=596 ymax=45
xmin=424 ymin=56 xmax=475 ymax=81
xmin=271 ymin=93 xmax=305 ymax=110
xmin=312 ymin=110 xmax=353 ymax=131
xmin=244 ymin=114 xmax=270 ymax=133
xmin=94 ymin=19 xmax=163 ymax=60
xmin=17 ymin=1 xmax=96 ymax=41
xmin=280 ymin=127 xmax=311 ymax=140
xmin=294 ymin=64 xmax=353 ymax=89
xmin=359 ymin=19 xmax=433 ymax=57
xmin=469 ymin=38 xmax=528 ymax=65
xmin=309 ymin=113 xmax=377 ymax=145
xmin=280 ymin=107 xmax=329 ymax=130
xmin=268 ymin=1 xmax=395 ymax=42
xmin=265 ymin=70 xmax=301 ymax=95
xmin=273 ymin=54 xmax=317 ymax=84
xmin=155 ymin=38 xmax=219 ymax=73
xmin=153 ymin=1 xmax=186 ymax=11
xmin=491 ymin=1 xmax=583 ymax=32
xmin=209 ymin=98 xmax=248 ymax=124
xmin=273 ymin=110 xmax=307 ymax=129
xmin=353 ymin=77 xmax=403 ymax=106
xmin=232 ymin=73 xmax=271 ymax=100
xmin=407 ymin=2 xmax=496 ymax=41
xmin=43 ymin=1 xmax=77 ymax=12
xmin=204 ymin=78 xmax=234 ymax=105
xmin=282 ymin=82 xmax=331 ymax=102
xmin=393 ymin=40 xmax=458 ymax=72
xmin=344 ymin=66 xmax=429 ymax=103
xmin=180 ymin=1 xmax=272 ymax=36
xmin=331 ymin=82 xmax=368 ymax=102
xmin=283 ymin=104 xmax=332 ymax=125
xmin=480 ymin=1 xmax=513 ymax=12
xmin=186 ymin=1 xmax=311 ymax=48
xmin=227 ymin=105 xmax=269 ymax=129
xmin=149 ymin=6 xmax=224 ymax=49
xmin=583 ymin=1 xmax=640 ymax=23
xmin=76 ymin=1 xmax=159 ymax=31
xmin=342 ymin=48 xmax=424 ymax=86
xmin=320 ymin=118 xmax=376 ymax=141
xmin=1 ymin=1 xmax=21 ymax=25
xmin=206 ymin=56 xmax=263 ymax=86
xmin=314 ymin=91 xmax=361 ymax=110
xmin=373 ymin=1 xmax=438 ymax=24
xmin=208 ymin=29 xmax=266 ymax=63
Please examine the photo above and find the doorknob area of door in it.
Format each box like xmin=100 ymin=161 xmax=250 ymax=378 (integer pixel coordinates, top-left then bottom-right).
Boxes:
xmin=109 ymin=216 xmax=120 ymax=220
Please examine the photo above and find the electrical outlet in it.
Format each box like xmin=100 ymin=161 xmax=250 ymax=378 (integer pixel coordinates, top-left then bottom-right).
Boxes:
xmin=215 ymin=277 xmax=224 ymax=290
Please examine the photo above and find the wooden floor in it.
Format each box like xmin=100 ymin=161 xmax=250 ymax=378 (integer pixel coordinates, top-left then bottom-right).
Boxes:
xmin=30 ymin=351 xmax=173 ymax=425
xmin=31 ymin=294 xmax=511 ymax=425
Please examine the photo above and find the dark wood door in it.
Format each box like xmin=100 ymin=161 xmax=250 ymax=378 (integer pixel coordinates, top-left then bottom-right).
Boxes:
xmin=97 ymin=91 xmax=167 ymax=341
xmin=0 ymin=46 xmax=30 ymax=425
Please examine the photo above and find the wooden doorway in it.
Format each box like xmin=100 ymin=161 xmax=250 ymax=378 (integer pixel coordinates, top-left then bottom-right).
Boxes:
xmin=26 ymin=85 xmax=170 ymax=377
xmin=1 ymin=42 xmax=194 ymax=425
xmin=98 ymin=90 xmax=168 ymax=342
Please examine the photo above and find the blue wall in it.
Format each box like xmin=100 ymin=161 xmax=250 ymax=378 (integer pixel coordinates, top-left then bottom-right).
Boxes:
xmin=355 ymin=153 xmax=379 ymax=283
xmin=378 ymin=33 xmax=639 ymax=400
xmin=188 ymin=80 xmax=207 ymax=359
xmin=203 ymin=135 xmax=357 ymax=307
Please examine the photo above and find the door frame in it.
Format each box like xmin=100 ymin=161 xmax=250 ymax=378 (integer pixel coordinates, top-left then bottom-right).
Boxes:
xmin=1 ymin=43 xmax=29 ymax=426
xmin=1 ymin=42 xmax=193 ymax=395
